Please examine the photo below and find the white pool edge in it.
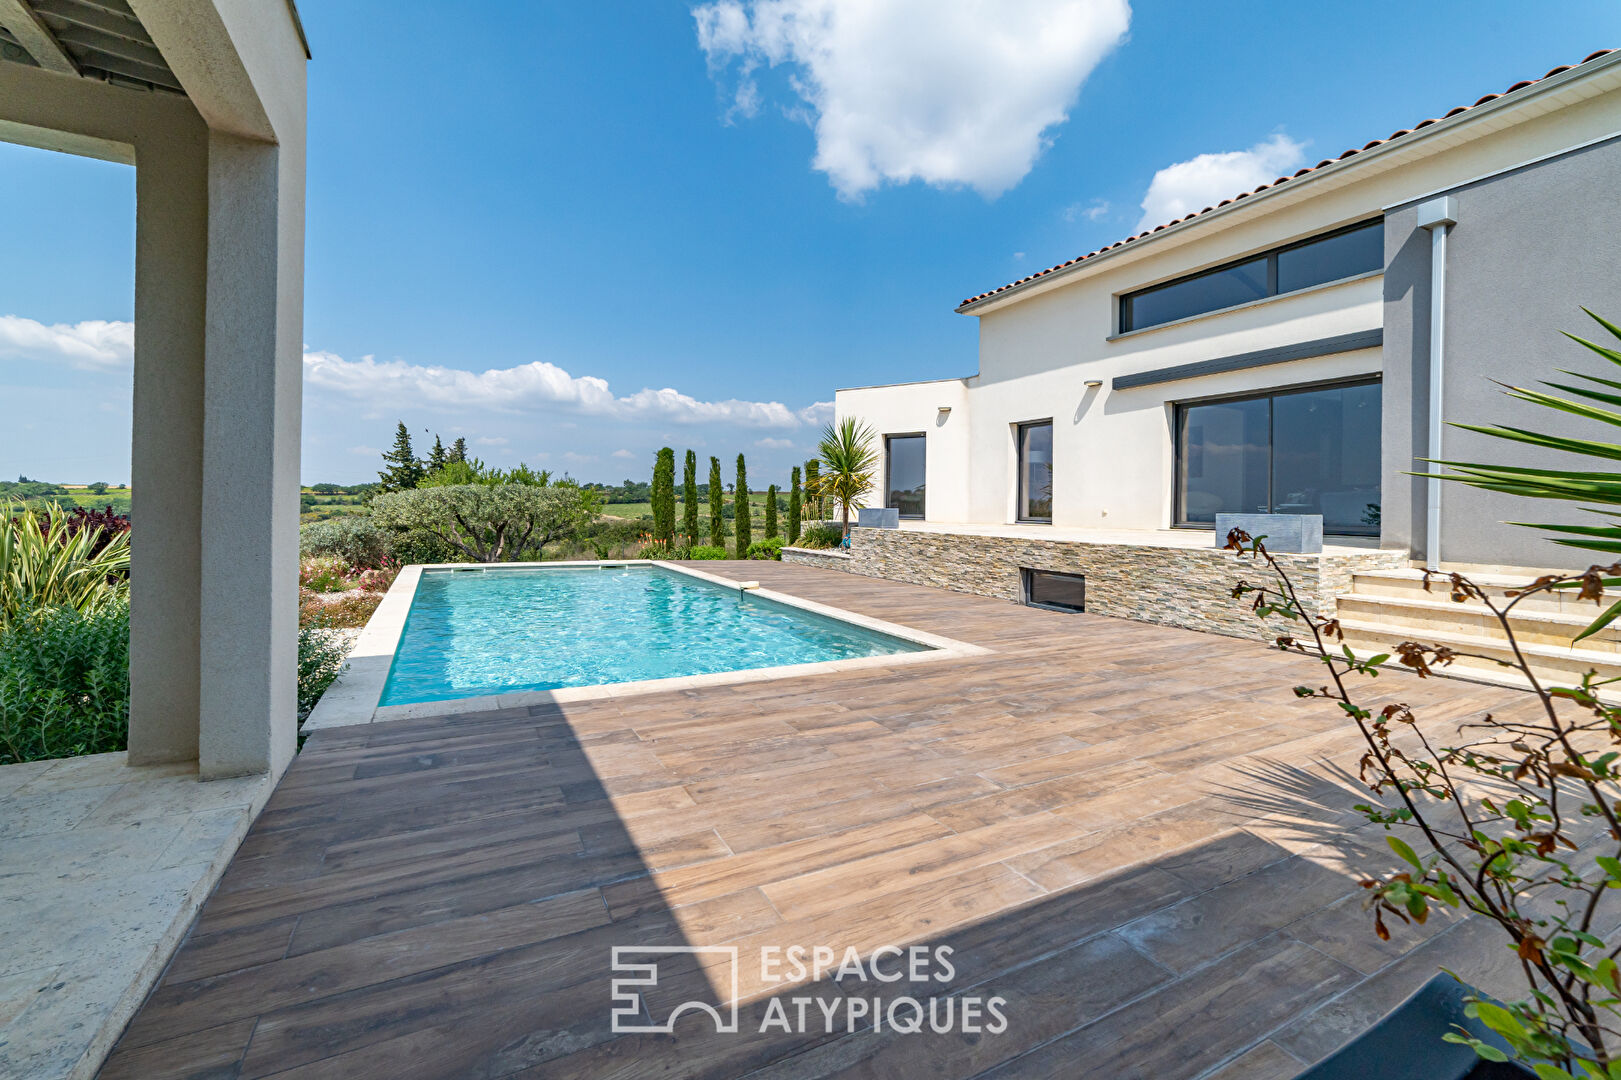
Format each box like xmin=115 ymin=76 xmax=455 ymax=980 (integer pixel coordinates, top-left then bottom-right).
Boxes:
xmin=301 ymin=560 xmax=991 ymax=730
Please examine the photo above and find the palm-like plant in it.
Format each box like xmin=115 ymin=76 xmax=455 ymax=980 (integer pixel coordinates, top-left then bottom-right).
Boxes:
xmin=1 ymin=502 xmax=131 ymax=629
xmin=811 ymin=418 xmax=879 ymax=540
xmin=1430 ymin=310 xmax=1621 ymax=638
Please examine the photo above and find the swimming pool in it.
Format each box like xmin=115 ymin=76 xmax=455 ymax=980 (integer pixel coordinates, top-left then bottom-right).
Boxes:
xmin=378 ymin=564 xmax=932 ymax=706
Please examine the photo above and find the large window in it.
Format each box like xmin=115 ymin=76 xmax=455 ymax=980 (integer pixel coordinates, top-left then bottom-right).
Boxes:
xmin=1176 ymin=379 xmax=1381 ymax=535
xmin=1017 ymin=421 xmax=1053 ymax=522
xmin=884 ymin=433 xmax=926 ymax=519
xmin=1120 ymin=220 xmax=1383 ymax=333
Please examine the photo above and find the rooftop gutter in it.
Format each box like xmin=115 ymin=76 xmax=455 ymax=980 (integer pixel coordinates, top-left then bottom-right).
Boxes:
xmin=954 ymin=50 xmax=1621 ymax=318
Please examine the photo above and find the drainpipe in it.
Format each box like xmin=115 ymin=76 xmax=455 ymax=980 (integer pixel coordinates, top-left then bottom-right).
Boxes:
xmin=1416 ymin=197 xmax=1458 ymax=572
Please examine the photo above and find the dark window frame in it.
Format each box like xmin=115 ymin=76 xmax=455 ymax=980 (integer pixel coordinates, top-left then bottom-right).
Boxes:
xmin=1119 ymin=219 xmax=1382 ymax=333
xmin=1016 ymin=419 xmax=1054 ymax=524
xmin=1022 ymin=568 xmax=1086 ymax=613
xmin=883 ymin=432 xmax=927 ymax=520
xmin=1172 ymin=374 xmax=1382 ymax=535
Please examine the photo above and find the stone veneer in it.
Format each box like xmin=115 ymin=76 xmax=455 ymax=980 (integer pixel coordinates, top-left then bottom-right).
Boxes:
xmin=784 ymin=527 xmax=1407 ymax=642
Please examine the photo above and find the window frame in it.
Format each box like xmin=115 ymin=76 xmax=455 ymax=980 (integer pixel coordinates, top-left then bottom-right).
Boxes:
xmin=1172 ymin=375 xmax=1382 ymax=535
xmin=882 ymin=432 xmax=927 ymax=520
xmin=1119 ymin=219 xmax=1383 ymax=334
xmin=1015 ymin=419 xmax=1055 ymax=524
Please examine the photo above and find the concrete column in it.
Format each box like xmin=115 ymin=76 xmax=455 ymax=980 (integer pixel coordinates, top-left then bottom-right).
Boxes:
xmin=127 ymin=117 xmax=209 ymax=766
xmin=197 ymin=128 xmax=303 ymax=779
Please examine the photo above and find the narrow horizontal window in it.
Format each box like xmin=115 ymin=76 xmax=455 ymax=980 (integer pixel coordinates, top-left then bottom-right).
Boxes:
xmin=1121 ymin=220 xmax=1382 ymax=333
xmin=1023 ymin=569 xmax=1085 ymax=612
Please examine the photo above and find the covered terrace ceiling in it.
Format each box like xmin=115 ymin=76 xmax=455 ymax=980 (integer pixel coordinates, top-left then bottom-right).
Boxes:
xmin=0 ymin=0 xmax=181 ymax=93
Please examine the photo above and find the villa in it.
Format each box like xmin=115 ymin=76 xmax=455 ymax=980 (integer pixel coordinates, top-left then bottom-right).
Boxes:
xmin=5 ymin=7 xmax=1621 ymax=1078
xmin=826 ymin=48 xmax=1621 ymax=684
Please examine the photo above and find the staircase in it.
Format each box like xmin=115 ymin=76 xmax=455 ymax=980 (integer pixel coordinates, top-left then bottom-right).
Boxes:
xmin=1334 ymin=568 xmax=1621 ymax=697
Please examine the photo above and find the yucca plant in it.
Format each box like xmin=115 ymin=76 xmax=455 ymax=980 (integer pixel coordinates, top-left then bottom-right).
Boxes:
xmin=811 ymin=418 xmax=879 ymax=540
xmin=1428 ymin=310 xmax=1621 ymax=640
xmin=1 ymin=502 xmax=131 ymax=629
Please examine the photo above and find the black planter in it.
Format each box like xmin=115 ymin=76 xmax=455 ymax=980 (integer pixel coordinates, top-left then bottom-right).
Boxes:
xmin=1296 ymin=974 xmax=1533 ymax=1079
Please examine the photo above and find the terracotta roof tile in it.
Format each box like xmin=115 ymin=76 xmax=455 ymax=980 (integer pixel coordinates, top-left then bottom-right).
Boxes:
xmin=957 ymin=48 xmax=1615 ymax=309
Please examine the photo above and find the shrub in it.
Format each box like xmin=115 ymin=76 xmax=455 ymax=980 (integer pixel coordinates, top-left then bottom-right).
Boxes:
xmin=687 ymin=545 xmax=727 ymax=560
xmin=299 ymin=555 xmax=354 ymax=593
xmin=299 ymin=516 xmax=392 ymax=568
xmin=745 ymin=537 xmax=783 ymax=560
xmin=354 ymin=563 xmax=398 ymax=592
xmin=371 ymin=483 xmax=600 ymax=562
xmin=297 ymin=621 xmax=349 ymax=723
xmin=2 ymin=502 xmax=131 ymax=629
xmin=795 ymin=523 xmax=844 ymax=550
xmin=0 ymin=600 xmax=129 ymax=764
xmin=299 ymin=588 xmax=381 ymax=629
xmin=389 ymin=529 xmax=464 ymax=566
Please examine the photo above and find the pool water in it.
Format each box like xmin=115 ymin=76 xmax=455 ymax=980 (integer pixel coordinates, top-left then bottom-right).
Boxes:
xmin=378 ymin=565 xmax=930 ymax=706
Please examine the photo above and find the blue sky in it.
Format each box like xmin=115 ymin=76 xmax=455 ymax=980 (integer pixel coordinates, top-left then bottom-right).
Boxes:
xmin=2 ymin=1 xmax=1618 ymax=486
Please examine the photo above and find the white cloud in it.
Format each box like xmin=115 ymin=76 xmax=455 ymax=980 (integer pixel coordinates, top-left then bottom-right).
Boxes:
xmin=0 ymin=315 xmax=133 ymax=372
xmin=302 ymin=348 xmax=832 ymax=430
xmin=693 ymin=0 xmax=1131 ymax=200
xmin=1135 ymin=133 xmax=1306 ymax=231
xmin=1063 ymin=197 xmax=1109 ymax=223
xmin=476 ymin=436 xmax=508 ymax=446
xmin=348 ymin=445 xmax=381 ymax=457
xmin=755 ymin=436 xmax=795 ymax=449
xmin=611 ymin=449 xmax=636 ymax=460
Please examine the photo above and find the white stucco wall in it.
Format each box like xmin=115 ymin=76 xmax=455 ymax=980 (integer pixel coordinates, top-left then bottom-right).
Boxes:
xmin=838 ymin=60 xmax=1621 ymax=535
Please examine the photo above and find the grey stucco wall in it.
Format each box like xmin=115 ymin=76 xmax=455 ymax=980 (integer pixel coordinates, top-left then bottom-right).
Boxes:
xmin=1382 ymin=134 xmax=1621 ymax=570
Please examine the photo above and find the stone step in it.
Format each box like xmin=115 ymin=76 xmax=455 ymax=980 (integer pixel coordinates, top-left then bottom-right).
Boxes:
xmin=1348 ymin=568 xmax=1621 ymax=619
xmin=1337 ymin=615 xmax=1621 ymax=698
xmin=1334 ymin=592 xmax=1621 ymax=652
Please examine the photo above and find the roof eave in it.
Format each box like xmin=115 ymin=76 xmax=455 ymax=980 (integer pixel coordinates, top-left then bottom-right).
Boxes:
xmin=954 ymin=49 xmax=1621 ymax=318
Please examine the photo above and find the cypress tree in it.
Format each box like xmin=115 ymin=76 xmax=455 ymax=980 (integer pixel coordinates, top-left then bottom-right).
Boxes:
xmin=764 ymin=484 xmax=779 ymax=540
xmin=708 ymin=457 xmax=725 ymax=548
xmin=788 ymin=466 xmax=802 ymax=544
xmin=804 ymin=459 xmax=821 ymax=520
xmin=379 ymin=422 xmax=424 ymax=491
xmin=652 ymin=447 xmax=676 ymax=543
xmin=427 ymin=435 xmax=448 ymax=474
xmin=450 ymin=437 xmax=468 ymax=464
xmin=734 ymin=453 xmax=752 ymax=552
xmin=682 ymin=450 xmax=699 ymax=544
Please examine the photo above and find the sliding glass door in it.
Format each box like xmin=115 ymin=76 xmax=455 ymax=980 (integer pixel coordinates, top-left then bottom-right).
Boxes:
xmin=1176 ymin=378 xmax=1380 ymax=534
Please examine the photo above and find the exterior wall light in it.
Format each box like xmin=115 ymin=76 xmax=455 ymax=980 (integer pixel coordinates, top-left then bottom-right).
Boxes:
xmin=937 ymin=406 xmax=952 ymax=415
xmin=1084 ymin=380 xmax=1103 ymax=388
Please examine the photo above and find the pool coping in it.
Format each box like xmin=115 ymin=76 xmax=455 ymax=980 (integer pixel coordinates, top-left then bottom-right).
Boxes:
xmin=301 ymin=560 xmax=991 ymax=730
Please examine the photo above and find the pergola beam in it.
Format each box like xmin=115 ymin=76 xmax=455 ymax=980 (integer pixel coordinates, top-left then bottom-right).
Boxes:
xmin=0 ymin=0 xmax=78 ymax=75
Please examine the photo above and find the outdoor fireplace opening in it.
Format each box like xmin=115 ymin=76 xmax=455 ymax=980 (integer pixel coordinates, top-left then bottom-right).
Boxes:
xmin=1021 ymin=568 xmax=1085 ymax=613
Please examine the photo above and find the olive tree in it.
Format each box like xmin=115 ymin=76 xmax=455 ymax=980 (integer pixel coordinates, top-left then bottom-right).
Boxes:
xmin=371 ymin=483 xmax=599 ymax=563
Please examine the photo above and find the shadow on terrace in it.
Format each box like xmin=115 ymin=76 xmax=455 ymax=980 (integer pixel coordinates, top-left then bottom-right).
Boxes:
xmin=95 ymin=704 xmax=1532 ymax=1079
